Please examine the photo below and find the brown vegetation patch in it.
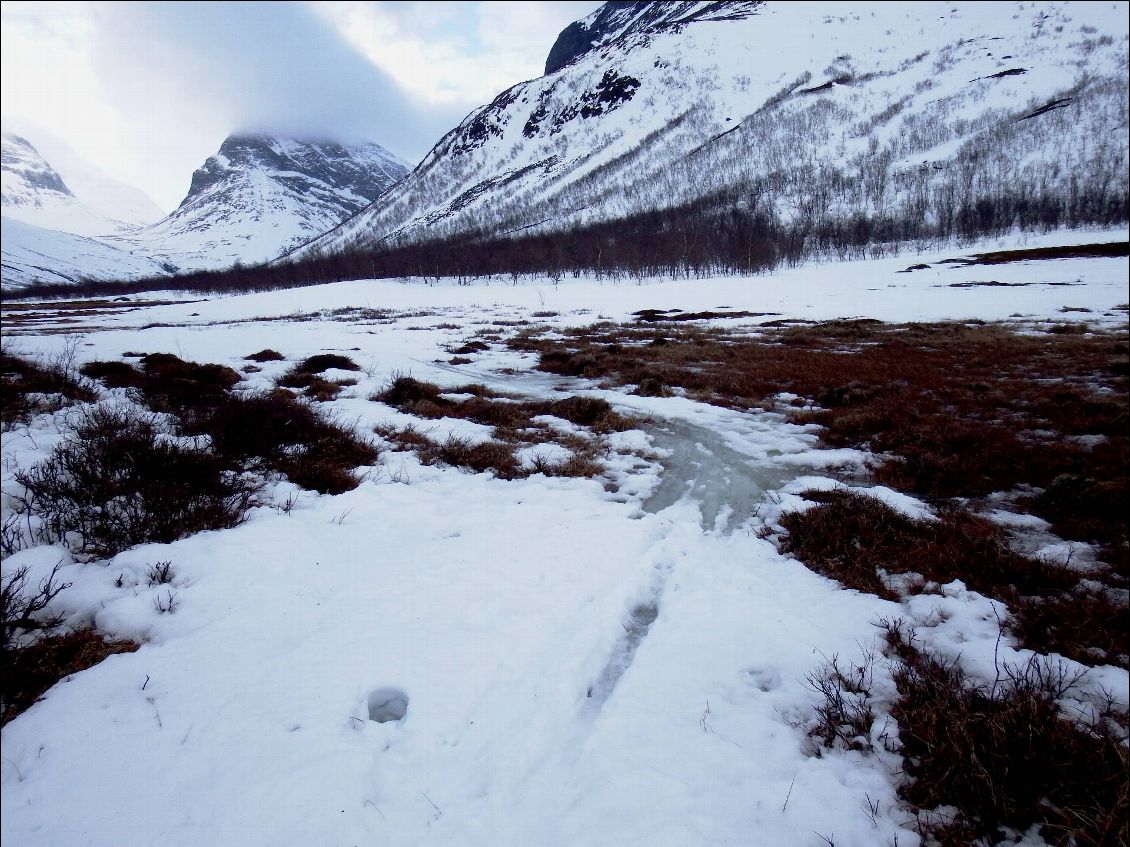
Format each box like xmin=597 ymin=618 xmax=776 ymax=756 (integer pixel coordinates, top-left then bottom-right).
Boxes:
xmin=277 ymin=353 xmax=361 ymax=396
xmin=377 ymin=424 xmax=604 ymax=481
xmin=14 ymin=405 xmax=261 ymax=557
xmin=373 ymin=375 xmax=631 ymax=433
xmin=942 ymin=240 xmax=1128 ymax=266
xmin=373 ymin=375 xmax=620 ymax=480
xmin=181 ymin=389 xmax=378 ymax=494
xmin=633 ymin=308 xmax=777 ymax=322
xmin=78 ymin=354 xmax=377 ymax=494
xmin=512 ymin=319 xmax=1128 ymax=563
xmin=778 ymin=489 xmax=1125 ymax=667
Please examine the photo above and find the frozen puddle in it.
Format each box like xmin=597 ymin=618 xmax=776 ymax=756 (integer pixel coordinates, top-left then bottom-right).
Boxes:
xmin=641 ymin=418 xmax=791 ymax=531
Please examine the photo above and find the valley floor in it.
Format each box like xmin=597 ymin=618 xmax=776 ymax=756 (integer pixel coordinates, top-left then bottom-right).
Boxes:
xmin=2 ymin=228 xmax=1127 ymax=847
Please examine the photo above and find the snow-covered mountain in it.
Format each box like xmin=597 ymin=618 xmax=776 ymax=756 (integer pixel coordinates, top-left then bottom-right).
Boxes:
xmin=112 ymin=135 xmax=409 ymax=271
xmin=1 ymin=216 xmax=173 ymax=290
xmin=2 ymin=133 xmax=172 ymax=289
xmin=25 ymin=133 xmax=164 ymax=228
xmin=297 ymin=0 xmax=1128 ymax=256
xmin=1 ymin=134 xmax=137 ymax=238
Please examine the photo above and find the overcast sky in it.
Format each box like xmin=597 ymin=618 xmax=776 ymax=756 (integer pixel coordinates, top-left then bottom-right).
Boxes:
xmin=1 ymin=1 xmax=601 ymax=213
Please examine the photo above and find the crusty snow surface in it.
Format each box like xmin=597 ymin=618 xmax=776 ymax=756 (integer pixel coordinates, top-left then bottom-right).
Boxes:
xmin=1 ymin=228 xmax=1128 ymax=847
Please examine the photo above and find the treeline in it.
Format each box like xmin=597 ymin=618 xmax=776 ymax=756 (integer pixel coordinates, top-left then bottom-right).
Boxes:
xmin=5 ymin=177 xmax=1125 ymax=301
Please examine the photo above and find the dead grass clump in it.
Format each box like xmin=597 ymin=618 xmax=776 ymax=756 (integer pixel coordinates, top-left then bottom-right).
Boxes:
xmin=14 ymin=405 xmax=260 ymax=556
xmin=375 ymin=375 xmax=631 ymax=434
xmin=84 ymin=354 xmax=243 ymax=410
xmin=277 ymin=365 xmax=356 ymax=401
xmin=537 ymin=350 xmax=608 ymax=378
xmin=275 ymin=352 xmax=362 ymax=400
xmin=1011 ymin=584 xmax=1129 ymax=668
xmin=633 ymin=375 xmax=673 ymax=397
xmin=374 ymin=374 xmax=446 ymax=408
xmin=883 ymin=624 xmax=1128 ymax=846
xmin=378 ymin=425 xmax=603 ymax=480
xmin=1033 ymin=470 xmax=1129 ymax=547
xmin=804 ymin=650 xmax=878 ymax=753
xmin=527 ymin=449 xmax=604 ymax=479
xmin=1 ymin=350 xmax=96 ymax=425
xmin=245 ymin=349 xmax=285 ymax=362
xmin=543 ymin=396 xmax=630 ymax=432
xmin=449 ymin=341 xmax=489 ymax=355
xmin=1 ymin=628 xmax=138 ymax=725
xmin=379 ymin=427 xmax=521 ymax=479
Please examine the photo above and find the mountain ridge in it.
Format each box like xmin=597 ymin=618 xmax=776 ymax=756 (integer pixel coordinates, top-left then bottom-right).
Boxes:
xmin=296 ymin=0 xmax=1128 ymax=263
xmin=109 ymin=133 xmax=409 ymax=272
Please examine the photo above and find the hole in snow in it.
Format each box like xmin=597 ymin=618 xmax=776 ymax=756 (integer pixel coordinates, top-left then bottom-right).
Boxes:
xmin=744 ymin=668 xmax=781 ymax=692
xmin=367 ymin=688 xmax=409 ymax=723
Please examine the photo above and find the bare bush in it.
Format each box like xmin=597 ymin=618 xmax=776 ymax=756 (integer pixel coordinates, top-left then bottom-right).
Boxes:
xmin=14 ymin=405 xmax=260 ymax=557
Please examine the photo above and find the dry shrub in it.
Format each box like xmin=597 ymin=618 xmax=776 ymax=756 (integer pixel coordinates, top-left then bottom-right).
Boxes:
xmin=0 ymin=564 xmax=136 ymax=725
xmin=375 ymin=374 xmax=630 ymax=433
xmin=137 ymin=353 xmax=241 ymax=411
xmin=14 ymin=405 xmax=260 ymax=557
xmin=182 ymin=390 xmax=377 ymax=494
xmin=373 ymin=374 xmax=446 ymax=408
xmin=378 ymin=425 xmax=603 ymax=480
xmin=79 ymin=359 xmax=144 ymax=388
xmin=803 ymin=650 xmax=878 ymax=753
xmin=277 ymin=354 xmax=361 ymax=400
xmin=2 ymin=350 xmax=96 ymax=425
xmin=83 ymin=354 xmax=377 ymax=494
xmin=883 ymin=624 xmax=1128 ymax=846
xmin=394 ymin=430 xmax=521 ymax=478
xmin=83 ymin=353 xmax=242 ymax=410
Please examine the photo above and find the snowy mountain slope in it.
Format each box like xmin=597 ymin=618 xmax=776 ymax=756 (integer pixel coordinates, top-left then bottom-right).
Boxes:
xmin=1 ymin=134 xmax=136 ymax=238
xmin=111 ymin=135 xmax=410 ymax=272
xmin=35 ymin=141 xmax=164 ymax=228
xmin=1 ymin=216 xmax=172 ymax=290
xmin=298 ymin=1 xmax=1128 ymax=256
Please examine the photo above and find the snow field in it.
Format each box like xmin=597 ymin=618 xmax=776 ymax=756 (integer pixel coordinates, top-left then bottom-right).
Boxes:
xmin=2 ymin=231 xmax=1128 ymax=846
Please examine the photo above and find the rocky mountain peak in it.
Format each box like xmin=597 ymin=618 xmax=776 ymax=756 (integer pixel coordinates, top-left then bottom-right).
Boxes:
xmin=2 ymin=134 xmax=73 ymax=199
xmin=545 ymin=0 xmax=764 ymax=74
xmin=180 ymin=134 xmax=405 ymax=211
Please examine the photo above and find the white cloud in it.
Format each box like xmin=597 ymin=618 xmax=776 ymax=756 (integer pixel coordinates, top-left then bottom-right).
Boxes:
xmin=1 ymin=1 xmax=602 ymax=212
xmin=314 ymin=1 xmax=600 ymax=105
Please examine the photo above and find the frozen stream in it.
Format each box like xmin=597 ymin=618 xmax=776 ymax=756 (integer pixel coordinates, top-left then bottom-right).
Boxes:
xmin=640 ymin=417 xmax=792 ymax=531
xmin=421 ymin=356 xmax=797 ymax=533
